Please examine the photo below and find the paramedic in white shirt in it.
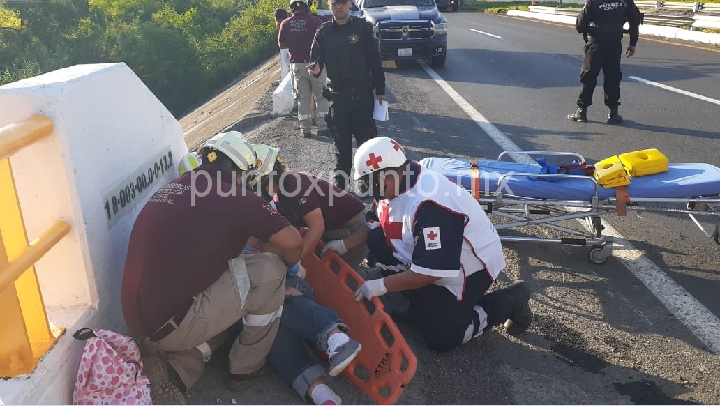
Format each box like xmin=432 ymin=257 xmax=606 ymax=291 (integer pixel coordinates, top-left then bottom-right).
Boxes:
xmin=322 ymin=137 xmax=533 ymax=352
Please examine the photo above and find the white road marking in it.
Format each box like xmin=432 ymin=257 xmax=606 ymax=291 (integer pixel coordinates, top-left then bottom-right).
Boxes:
xmin=419 ymin=60 xmax=720 ymax=354
xmin=418 ymin=61 xmax=535 ymax=165
xmin=469 ymin=28 xmax=502 ymax=39
xmin=629 ymin=76 xmax=720 ymax=106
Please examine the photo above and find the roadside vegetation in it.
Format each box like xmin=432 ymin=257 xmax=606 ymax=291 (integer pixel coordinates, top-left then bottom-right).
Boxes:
xmin=0 ymin=0 xmax=288 ymax=117
xmin=1 ymin=0 xmax=718 ymax=117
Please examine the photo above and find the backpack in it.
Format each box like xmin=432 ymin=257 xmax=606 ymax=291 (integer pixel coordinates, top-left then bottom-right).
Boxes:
xmin=72 ymin=328 xmax=153 ymax=405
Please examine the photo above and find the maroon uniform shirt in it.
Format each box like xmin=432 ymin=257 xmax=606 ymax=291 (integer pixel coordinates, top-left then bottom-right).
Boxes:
xmin=278 ymin=12 xmax=325 ymax=63
xmin=121 ymin=164 xmax=291 ymax=338
xmin=275 ymin=172 xmax=365 ymax=229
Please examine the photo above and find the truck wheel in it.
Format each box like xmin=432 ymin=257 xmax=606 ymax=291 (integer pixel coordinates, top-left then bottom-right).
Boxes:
xmin=431 ymin=54 xmax=446 ymax=67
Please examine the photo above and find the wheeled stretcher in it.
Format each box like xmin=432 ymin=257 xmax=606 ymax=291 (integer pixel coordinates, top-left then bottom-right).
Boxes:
xmin=419 ymin=151 xmax=720 ymax=264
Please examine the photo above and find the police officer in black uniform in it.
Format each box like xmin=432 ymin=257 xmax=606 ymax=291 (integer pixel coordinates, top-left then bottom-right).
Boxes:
xmin=306 ymin=0 xmax=386 ymax=191
xmin=567 ymin=0 xmax=642 ymax=124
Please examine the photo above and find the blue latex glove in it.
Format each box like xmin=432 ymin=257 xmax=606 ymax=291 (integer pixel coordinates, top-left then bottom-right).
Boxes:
xmin=243 ymin=245 xmax=253 ymax=253
xmin=286 ymin=263 xmax=300 ymax=276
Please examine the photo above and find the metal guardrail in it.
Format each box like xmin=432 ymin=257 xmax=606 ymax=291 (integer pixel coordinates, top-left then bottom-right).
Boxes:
xmin=0 ymin=115 xmax=68 ymax=378
xmin=529 ymin=2 xmax=720 ymax=31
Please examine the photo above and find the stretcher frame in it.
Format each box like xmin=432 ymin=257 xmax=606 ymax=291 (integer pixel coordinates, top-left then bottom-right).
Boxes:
xmin=463 ymin=151 xmax=720 ymax=264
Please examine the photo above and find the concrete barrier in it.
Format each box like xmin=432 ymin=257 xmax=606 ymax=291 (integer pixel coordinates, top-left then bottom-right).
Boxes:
xmin=506 ymin=9 xmax=720 ymax=45
xmin=0 ymin=63 xmax=188 ymax=404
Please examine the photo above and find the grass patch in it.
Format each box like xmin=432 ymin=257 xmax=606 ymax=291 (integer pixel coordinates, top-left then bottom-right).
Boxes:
xmin=462 ymin=1 xmax=582 ymax=13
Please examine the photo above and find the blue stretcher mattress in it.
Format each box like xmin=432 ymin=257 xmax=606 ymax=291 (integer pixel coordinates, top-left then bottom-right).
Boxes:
xmin=419 ymin=158 xmax=720 ymax=201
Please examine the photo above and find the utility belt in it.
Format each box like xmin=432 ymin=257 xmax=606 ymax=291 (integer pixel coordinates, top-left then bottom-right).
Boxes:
xmin=586 ymin=24 xmax=625 ymax=39
xmin=323 ymin=87 xmax=372 ymax=102
xmin=147 ymin=297 xmax=194 ymax=342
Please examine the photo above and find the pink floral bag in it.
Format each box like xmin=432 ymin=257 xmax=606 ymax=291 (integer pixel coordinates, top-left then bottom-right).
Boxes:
xmin=72 ymin=328 xmax=152 ymax=405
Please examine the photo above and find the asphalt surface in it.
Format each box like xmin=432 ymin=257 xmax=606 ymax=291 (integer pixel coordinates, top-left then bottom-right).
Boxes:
xmin=176 ymin=11 xmax=720 ymax=405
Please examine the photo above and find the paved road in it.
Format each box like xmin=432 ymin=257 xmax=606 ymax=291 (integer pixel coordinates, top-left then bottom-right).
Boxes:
xmin=180 ymin=11 xmax=720 ymax=405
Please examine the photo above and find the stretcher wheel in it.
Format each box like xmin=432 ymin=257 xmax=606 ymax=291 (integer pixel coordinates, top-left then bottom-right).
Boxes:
xmin=588 ymin=246 xmax=611 ymax=264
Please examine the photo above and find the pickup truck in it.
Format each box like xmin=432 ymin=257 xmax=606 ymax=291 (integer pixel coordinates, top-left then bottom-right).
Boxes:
xmin=435 ymin=0 xmax=459 ymax=12
xmin=318 ymin=0 xmax=448 ymax=67
xmin=360 ymin=0 xmax=448 ymax=67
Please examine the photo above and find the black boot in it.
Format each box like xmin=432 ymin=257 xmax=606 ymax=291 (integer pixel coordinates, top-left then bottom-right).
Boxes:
xmin=607 ymin=107 xmax=623 ymax=124
xmin=503 ymin=280 xmax=533 ymax=335
xmin=567 ymin=107 xmax=588 ymax=122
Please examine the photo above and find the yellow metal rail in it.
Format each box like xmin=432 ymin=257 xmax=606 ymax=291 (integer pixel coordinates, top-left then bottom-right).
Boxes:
xmin=0 ymin=115 xmax=54 ymax=160
xmin=0 ymin=115 xmax=68 ymax=378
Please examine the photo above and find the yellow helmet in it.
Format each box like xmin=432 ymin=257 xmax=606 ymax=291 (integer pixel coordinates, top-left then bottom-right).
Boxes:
xmin=252 ymin=144 xmax=281 ymax=177
xmin=200 ymin=131 xmax=258 ymax=172
xmin=178 ymin=151 xmax=202 ymax=175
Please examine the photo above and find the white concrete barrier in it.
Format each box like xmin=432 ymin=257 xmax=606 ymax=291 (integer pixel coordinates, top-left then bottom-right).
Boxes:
xmin=0 ymin=63 xmax=188 ymax=404
xmin=506 ymin=9 xmax=720 ymax=45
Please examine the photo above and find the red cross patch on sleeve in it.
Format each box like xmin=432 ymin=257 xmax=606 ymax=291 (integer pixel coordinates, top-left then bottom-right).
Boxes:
xmin=423 ymin=226 xmax=441 ymax=250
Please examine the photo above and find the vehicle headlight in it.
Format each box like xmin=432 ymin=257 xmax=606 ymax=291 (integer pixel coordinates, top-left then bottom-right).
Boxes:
xmin=432 ymin=21 xmax=448 ymax=35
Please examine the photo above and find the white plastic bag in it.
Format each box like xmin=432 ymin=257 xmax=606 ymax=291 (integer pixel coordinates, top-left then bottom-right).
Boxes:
xmin=272 ymin=71 xmax=294 ymax=115
xmin=279 ymin=48 xmax=291 ymax=80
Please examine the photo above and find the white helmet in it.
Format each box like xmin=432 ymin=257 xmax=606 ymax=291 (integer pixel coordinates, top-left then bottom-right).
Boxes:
xmin=178 ymin=151 xmax=202 ymax=175
xmin=252 ymin=144 xmax=281 ymax=177
xmin=200 ymin=131 xmax=259 ymax=172
xmin=353 ymin=137 xmax=408 ymax=179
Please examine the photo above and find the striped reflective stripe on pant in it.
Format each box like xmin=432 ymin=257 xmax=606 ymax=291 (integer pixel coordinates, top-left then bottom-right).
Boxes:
xmin=242 ymin=305 xmax=284 ymax=327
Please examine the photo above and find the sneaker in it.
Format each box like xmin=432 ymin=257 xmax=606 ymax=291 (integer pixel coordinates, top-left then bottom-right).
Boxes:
xmin=328 ymin=338 xmax=362 ymax=377
xmin=228 ymin=364 xmax=272 ymax=391
xmin=503 ymin=280 xmax=533 ymax=335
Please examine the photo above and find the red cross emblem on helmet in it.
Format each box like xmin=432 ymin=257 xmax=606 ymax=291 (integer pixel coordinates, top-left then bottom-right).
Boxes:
xmin=353 ymin=137 xmax=408 ymax=179
xmin=365 ymin=153 xmax=383 ymax=169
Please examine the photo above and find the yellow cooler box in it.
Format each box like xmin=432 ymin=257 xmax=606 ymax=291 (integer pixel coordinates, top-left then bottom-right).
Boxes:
xmin=618 ymin=148 xmax=669 ymax=176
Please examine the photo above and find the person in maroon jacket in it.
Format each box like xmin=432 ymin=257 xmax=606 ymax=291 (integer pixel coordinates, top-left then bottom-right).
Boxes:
xmin=279 ymin=0 xmax=330 ymax=138
xmin=120 ymin=131 xmax=303 ymax=395
xmin=251 ymin=143 xmax=369 ymax=269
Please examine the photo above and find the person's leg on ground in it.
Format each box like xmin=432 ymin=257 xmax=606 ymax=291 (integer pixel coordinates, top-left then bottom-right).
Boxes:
xmin=227 ymin=252 xmax=287 ymax=387
xmin=569 ymin=41 xmax=602 ymax=122
xmin=293 ymin=64 xmax=314 ymax=137
xmin=311 ymin=70 xmax=330 ymax=133
xmin=402 ymin=271 xmax=530 ymax=352
xmin=602 ymin=40 xmax=624 ymax=123
xmin=282 ymin=276 xmax=361 ymax=377
xmin=267 ymin=324 xmax=338 ymax=404
xmin=330 ymin=101 xmax=354 ymax=191
xmin=146 ymin=252 xmax=285 ymax=392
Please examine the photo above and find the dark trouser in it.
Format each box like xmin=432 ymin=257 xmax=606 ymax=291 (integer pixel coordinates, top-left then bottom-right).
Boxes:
xmin=267 ymin=275 xmax=347 ymax=398
xmin=326 ymin=90 xmax=378 ymax=189
xmin=577 ymin=39 xmax=623 ymax=108
xmin=366 ymin=227 xmax=512 ymax=353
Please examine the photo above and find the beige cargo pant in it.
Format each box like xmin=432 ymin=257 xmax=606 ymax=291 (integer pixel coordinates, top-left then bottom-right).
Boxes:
xmin=291 ymin=62 xmax=329 ymax=132
xmin=147 ymin=252 xmax=286 ymax=390
xmin=322 ymin=210 xmax=369 ymax=270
